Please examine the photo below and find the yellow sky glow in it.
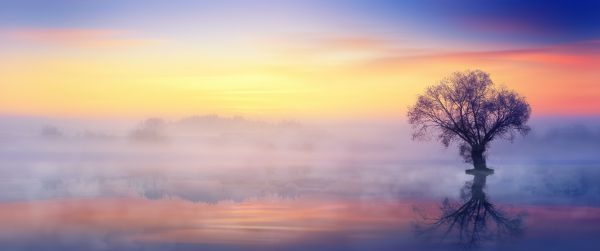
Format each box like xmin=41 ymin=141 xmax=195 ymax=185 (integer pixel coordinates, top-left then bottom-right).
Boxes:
xmin=1 ymin=29 xmax=599 ymax=119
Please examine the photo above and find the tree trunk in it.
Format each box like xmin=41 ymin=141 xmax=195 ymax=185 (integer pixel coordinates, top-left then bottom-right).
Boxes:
xmin=471 ymin=172 xmax=488 ymax=199
xmin=471 ymin=146 xmax=487 ymax=170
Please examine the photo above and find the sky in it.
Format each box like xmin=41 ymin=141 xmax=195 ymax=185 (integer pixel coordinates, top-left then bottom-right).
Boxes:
xmin=1 ymin=0 xmax=599 ymax=119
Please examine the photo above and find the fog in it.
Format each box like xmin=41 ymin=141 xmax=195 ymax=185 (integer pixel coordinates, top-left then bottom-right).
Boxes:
xmin=1 ymin=115 xmax=599 ymax=205
xmin=1 ymin=115 xmax=600 ymax=250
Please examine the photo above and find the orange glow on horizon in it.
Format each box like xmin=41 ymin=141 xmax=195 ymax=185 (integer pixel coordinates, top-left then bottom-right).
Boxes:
xmin=1 ymin=28 xmax=599 ymax=119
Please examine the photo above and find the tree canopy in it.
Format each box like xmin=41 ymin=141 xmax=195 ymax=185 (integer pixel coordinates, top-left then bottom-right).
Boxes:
xmin=407 ymin=70 xmax=531 ymax=168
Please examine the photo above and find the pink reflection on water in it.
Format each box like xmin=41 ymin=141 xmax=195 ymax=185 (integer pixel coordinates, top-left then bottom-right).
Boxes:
xmin=0 ymin=197 xmax=414 ymax=246
xmin=0 ymin=197 xmax=598 ymax=247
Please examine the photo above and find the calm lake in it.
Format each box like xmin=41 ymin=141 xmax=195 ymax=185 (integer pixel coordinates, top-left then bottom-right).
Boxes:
xmin=0 ymin=120 xmax=598 ymax=251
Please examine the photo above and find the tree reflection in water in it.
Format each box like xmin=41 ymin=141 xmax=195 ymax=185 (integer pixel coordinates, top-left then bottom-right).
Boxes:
xmin=414 ymin=169 xmax=524 ymax=249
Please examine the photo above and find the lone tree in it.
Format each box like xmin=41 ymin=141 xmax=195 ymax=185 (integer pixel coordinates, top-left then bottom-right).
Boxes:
xmin=407 ymin=70 xmax=531 ymax=170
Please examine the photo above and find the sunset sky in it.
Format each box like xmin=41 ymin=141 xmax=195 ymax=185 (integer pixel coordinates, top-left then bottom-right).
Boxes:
xmin=1 ymin=0 xmax=599 ymax=119
xmin=1 ymin=2 xmax=600 ymax=250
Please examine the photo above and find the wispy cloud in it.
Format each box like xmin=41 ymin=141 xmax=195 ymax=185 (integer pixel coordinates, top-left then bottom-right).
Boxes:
xmin=363 ymin=40 xmax=600 ymax=69
xmin=2 ymin=28 xmax=160 ymax=48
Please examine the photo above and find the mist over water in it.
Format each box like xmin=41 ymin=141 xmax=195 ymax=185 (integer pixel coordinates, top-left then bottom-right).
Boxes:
xmin=0 ymin=115 xmax=599 ymax=250
xmin=1 ymin=0 xmax=598 ymax=249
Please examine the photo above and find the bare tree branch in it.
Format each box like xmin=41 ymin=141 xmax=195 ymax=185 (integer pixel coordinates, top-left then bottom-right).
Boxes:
xmin=407 ymin=70 xmax=531 ymax=169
